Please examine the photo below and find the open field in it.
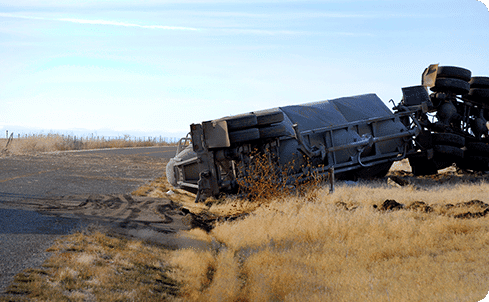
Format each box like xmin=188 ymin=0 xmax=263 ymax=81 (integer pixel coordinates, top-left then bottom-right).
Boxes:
xmin=2 ymin=160 xmax=489 ymax=301
xmin=165 ymin=162 xmax=489 ymax=302
xmin=0 ymin=133 xmax=176 ymax=155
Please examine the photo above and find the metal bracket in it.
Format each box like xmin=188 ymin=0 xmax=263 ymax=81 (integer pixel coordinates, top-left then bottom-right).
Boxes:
xmin=293 ymin=123 xmax=322 ymax=159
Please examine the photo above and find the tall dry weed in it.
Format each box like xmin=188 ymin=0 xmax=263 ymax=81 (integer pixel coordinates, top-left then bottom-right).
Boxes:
xmin=236 ymin=149 xmax=325 ymax=202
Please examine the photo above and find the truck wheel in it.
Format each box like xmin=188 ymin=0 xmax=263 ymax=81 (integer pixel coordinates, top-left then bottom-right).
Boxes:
xmin=229 ymin=128 xmax=260 ymax=144
xmin=433 ymin=158 xmax=453 ymax=170
xmin=433 ymin=144 xmax=464 ymax=159
xmin=466 ymin=142 xmax=489 ymax=156
xmin=458 ymin=156 xmax=489 ymax=172
xmin=255 ymin=111 xmax=284 ymax=126
xmin=469 ymin=77 xmax=489 ymax=88
xmin=409 ymin=156 xmax=438 ymax=176
xmin=223 ymin=114 xmax=258 ymax=131
xmin=431 ymin=78 xmax=470 ymax=95
xmin=468 ymin=88 xmax=489 ymax=100
xmin=437 ymin=66 xmax=472 ymax=82
xmin=432 ymin=133 xmax=465 ymax=147
xmin=259 ymin=124 xmax=289 ymax=139
xmin=409 ymin=145 xmax=463 ymax=176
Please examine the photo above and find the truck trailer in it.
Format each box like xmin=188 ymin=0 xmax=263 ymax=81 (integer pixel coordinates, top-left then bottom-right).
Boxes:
xmin=166 ymin=65 xmax=489 ymax=202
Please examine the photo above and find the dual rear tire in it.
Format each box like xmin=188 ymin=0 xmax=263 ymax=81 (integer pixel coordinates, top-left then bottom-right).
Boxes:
xmin=409 ymin=133 xmax=466 ymax=175
xmin=410 ymin=133 xmax=489 ymax=174
xmin=465 ymin=76 xmax=489 ymax=104
xmin=430 ymin=66 xmax=471 ymax=95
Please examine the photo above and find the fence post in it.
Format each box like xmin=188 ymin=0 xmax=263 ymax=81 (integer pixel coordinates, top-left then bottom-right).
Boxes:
xmin=328 ymin=167 xmax=335 ymax=194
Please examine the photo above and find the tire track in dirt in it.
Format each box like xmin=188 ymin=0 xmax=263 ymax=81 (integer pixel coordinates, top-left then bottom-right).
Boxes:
xmin=25 ymin=194 xmax=195 ymax=238
xmin=0 ymin=147 xmax=178 ymax=294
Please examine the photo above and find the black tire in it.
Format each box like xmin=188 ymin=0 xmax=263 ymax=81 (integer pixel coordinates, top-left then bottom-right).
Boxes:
xmin=433 ymin=144 xmax=464 ymax=159
xmin=437 ymin=66 xmax=472 ymax=82
xmin=466 ymin=142 xmax=489 ymax=156
xmin=255 ymin=111 xmax=284 ymax=126
xmin=458 ymin=156 xmax=489 ymax=172
xmin=228 ymin=128 xmax=260 ymax=144
xmin=259 ymin=124 xmax=288 ymax=139
xmin=431 ymin=78 xmax=470 ymax=95
xmin=409 ymin=156 xmax=438 ymax=176
xmin=469 ymin=77 xmax=489 ymax=89
xmin=468 ymin=88 xmax=489 ymax=99
xmin=433 ymin=159 xmax=453 ymax=170
xmin=431 ymin=133 xmax=465 ymax=147
xmin=223 ymin=114 xmax=257 ymax=131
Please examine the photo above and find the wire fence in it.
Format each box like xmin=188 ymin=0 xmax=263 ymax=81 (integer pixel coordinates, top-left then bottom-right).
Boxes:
xmin=2 ymin=131 xmax=180 ymax=154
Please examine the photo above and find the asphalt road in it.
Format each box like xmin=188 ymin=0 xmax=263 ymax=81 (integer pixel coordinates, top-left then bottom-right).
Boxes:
xmin=0 ymin=146 xmax=177 ymax=201
xmin=0 ymin=146 xmax=177 ymax=294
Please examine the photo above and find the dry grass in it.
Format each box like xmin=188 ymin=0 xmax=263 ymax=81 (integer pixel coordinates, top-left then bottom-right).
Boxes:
xmin=132 ymin=175 xmax=266 ymax=217
xmin=132 ymin=176 xmax=199 ymax=206
xmin=169 ymin=160 xmax=489 ymax=302
xmin=0 ymin=133 xmax=175 ymax=154
xmin=1 ymin=228 xmax=180 ymax=302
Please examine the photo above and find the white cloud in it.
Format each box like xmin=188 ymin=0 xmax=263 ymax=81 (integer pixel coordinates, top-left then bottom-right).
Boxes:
xmin=218 ymin=28 xmax=372 ymax=36
xmin=0 ymin=12 xmax=48 ymax=21
xmin=0 ymin=13 xmax=199 ymax=31
xmin=57 ymin=18 xmax=199 ymax=30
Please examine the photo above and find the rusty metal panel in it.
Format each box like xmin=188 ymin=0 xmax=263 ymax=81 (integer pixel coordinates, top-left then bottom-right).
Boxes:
xmin=422 ymin=64 xmax=439 ymax=88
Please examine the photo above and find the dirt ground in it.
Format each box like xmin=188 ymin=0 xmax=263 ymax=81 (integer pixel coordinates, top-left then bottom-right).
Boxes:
xmin=13 ymin=160 xmax=489 ymax=238
xmin=17 ymin=160 xmax=489 ymax=241
xmin=2 ymin=158 xmax=489 ymax=301
xmin=11 ymin=193 xmax=214 ymax=249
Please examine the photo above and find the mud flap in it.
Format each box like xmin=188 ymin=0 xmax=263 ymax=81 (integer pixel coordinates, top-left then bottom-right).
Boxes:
xmin=422 ymin=64 xmax=439 ymax=88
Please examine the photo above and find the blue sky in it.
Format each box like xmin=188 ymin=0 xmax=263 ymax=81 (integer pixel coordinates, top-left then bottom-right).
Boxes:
xmin=1 ymin=0 xmax=488 ymax=139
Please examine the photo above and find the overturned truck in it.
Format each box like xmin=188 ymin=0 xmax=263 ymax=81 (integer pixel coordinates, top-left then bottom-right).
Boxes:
xmin=167 ymin=64 xmax=489 ymax=202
